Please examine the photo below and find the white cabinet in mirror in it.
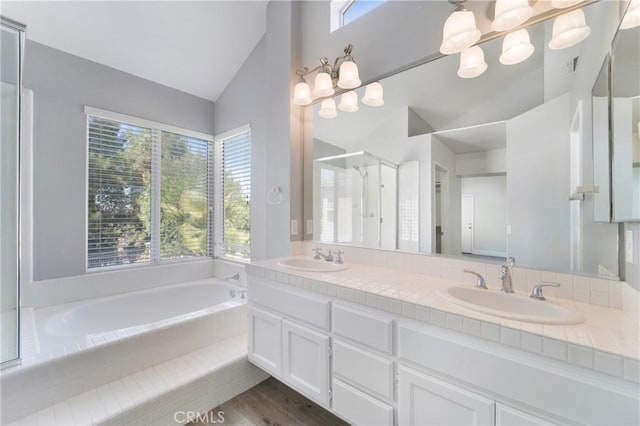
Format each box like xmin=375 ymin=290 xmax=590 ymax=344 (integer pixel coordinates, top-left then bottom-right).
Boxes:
xmin=305 ymin=0 xmax=624 ymax=279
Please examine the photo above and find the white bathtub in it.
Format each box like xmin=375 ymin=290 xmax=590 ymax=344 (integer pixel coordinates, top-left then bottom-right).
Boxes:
xmin=31 ymin=278 xmax=245 ymax=351
xmin=4 ymin=278 xmax=249 ymax=423
xmin=41 ymin=279 xmax=242 ymax=337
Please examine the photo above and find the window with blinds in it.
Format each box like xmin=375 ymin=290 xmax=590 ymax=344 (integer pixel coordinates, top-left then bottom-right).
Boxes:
xmin=86 ymin=108 xmax=214 ymax=270
xmin=214 ymin=126 xmax=251 ymax=261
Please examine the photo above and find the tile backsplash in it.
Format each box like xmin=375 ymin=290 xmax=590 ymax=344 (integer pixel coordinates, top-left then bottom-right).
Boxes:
xmin=294 ymin=241 xmax=639 ymax=315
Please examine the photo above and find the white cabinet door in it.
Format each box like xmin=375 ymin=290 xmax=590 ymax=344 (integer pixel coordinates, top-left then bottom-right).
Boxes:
xmin=398 ymin=365 xmax=494 ymax=426
xmin=248 ymin=306 xmax=282 ymax=377
xmin=282 ymin=320 xmax=331 ymax=407
xmin=496 ymin=403 xmax=557 ymax=426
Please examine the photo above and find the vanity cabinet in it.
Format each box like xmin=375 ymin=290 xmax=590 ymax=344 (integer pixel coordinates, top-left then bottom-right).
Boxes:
xmin=247 ymin=277 xmax=639 ymax=426
xmin=247 ymin=307 xmax=282 ymax=376
xmin=398 ymin=365 xmax=494 ymax=426
xmin=282 ymin=320 xmax=331 ymax=406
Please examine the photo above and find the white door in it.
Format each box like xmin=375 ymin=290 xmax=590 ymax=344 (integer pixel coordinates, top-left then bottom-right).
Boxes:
xmin=496 ymin=403 xmax=558 ymax=426
xmin=282 ymin=320 xmax=331 ymax=407
xmin=248 ymin=307 xmax=282 ymax=377
xmin=461 ymin=194 xmax=474 ymax=254
xmin=398 ymin=365 xmax=494 ymax=426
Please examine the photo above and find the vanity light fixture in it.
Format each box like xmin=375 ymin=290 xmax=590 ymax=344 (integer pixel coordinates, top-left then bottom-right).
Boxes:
xmin=293 ymin=44 xmax=364 ymax=107
xmin=318 ymin=99 xmax=338 ymax=119
xmin=620 ymin=0 xmax=640 ymax=30
xmin=499 ymin=29 xmax=535 ymax=65
xmin=362 ymin=82 xmax=384 ymax=106
xmin=440 ymin=0 xmax=481 ymax=54
xmin=492 ymin=0 xmax=533 ymax=32
xmin=548 ymin=8 xmax=591 ymax=50
xmin=457 ymin=45 xmax=488 ymax=78
xmin=338 ymin=90 xmax=359 ymax=112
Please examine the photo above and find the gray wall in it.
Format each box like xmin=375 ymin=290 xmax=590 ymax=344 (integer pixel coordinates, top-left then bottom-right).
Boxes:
xmin=24 ymin=41 xmax=215 ymax=280
xmin=214 ymin=1 xmax=297 ymax=261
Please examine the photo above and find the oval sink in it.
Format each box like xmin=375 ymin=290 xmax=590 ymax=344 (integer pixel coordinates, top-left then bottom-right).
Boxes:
xmin=441 ymin=287 xmax=584 ymax=325
xmin=278 ymin=258 xmax=349 ymax=272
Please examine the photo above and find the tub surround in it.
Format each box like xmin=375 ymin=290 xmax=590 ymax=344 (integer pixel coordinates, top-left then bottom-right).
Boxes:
xmin=247 ymin=256 xmax=640 ymax=383
xmin=0 ymin=278 xmax=250 ymax=424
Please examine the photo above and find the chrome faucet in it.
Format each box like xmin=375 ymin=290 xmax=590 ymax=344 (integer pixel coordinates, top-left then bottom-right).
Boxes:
xmin=464 ymin=269 xmax=487 ymax=289
xmin=530 ymin=282 xmax=560 ymax=301
xmin=498 ymin=257 xmax=515 ymax=293
xmin=312 ymin=248 xmax=334 ymax=262
xmin=334 ymin=250 xmax=344 ymax=264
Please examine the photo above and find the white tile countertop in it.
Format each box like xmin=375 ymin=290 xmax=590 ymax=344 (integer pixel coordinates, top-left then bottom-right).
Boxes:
xmin=247 ymin=256 xmax=640 ymax=383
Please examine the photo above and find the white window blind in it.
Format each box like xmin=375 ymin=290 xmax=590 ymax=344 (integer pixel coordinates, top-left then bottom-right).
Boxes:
xmin=87 ymin=116 xmax=153 ymax=268
xmin=86 ymin=107 xmax=214 ymax=270
xmin=214 ymin=126 xmax=251 ymax=260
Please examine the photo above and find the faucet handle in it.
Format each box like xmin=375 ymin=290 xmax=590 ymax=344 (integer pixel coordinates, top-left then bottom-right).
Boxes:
xmin=334 ymin=251 xmax=344 ymax=264
xmin=464 ymin=269 xmax=487 ymax=289
xmin=507 ymin=257 xmax=515 ymax=267
xmin=530 ymin=282 xmax=560 ymax=301
xmin=312 ymin=248 xmax=322 ymax=260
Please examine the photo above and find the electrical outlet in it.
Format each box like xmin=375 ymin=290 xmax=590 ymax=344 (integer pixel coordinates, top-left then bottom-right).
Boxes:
xmin=306 ymin=220 xmax=313 ymax=235
xmin=626 ymin=230 xmax=634 ymax=264
xmin=291 ymin=219 xmax=298 ymax=236
xmin=506 ymin=225 xmax=512 ymax=235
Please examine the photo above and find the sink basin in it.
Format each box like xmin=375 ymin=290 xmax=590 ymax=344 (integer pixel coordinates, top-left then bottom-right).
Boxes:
xmin=441 ymin=287 xmax=584 ymax=325
xmin=278 ymin=258 xmax=349 ymax=272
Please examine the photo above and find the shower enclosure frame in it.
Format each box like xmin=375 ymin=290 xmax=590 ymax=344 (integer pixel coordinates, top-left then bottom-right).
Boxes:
xmin=1 ymin=16 xmax=25 ymax=368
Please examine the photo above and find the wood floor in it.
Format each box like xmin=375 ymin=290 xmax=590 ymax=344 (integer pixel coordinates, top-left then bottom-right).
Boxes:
xmin=190 ymin=377 xmax=349 ymax=426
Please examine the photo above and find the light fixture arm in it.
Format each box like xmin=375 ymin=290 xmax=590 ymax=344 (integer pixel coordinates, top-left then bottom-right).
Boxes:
xmin=449 ymin=0 xmax=467 ymax=12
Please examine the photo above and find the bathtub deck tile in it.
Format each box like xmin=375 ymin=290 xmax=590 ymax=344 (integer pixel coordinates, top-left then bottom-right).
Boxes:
xmin=120 ymin=375 xmax=148 ymax=407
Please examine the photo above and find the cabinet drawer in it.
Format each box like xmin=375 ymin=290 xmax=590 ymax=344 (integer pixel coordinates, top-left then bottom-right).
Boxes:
xmin=333 ymin=303 xmax=393 ymax=354
xmin=333 ymin=340 xmax=394 ymax=401
xmin=333 ymin=379 xmax=394 ymax=426
xmin=249 ymin=279 xmax=330 ymax=330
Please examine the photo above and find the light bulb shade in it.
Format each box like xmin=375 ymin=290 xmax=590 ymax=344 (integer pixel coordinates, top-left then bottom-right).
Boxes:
xmin=620 ymin=0 xmax=640 ymax=30
xmin=313 ymin=72 xmax=335 ymax=97
xmin=318 ymin=99 xmax=337 ymax=119
xmin=337 ymin=60 xmax=361 ymax=89
xmin=440 ymin=10 xmax=481 ymax=54
xmin=338 ymin=91 xmax=359 ymax=112
xmin=293 ymin=81 xmax=312 ymax=105
xmin=548 ymin=9 xmax=591 ymax=50
xmin=362 ymin=82 xmax=384 ymax=107
xmin=551 ymin=0 xmax=583 ymax=9
xmin=457 ymin=46 xmax=488 ymax=79
xmin=492 ymin=0 xmax=533 ymax=31
xmin=500 ymin=29 xmax=535 ymax=65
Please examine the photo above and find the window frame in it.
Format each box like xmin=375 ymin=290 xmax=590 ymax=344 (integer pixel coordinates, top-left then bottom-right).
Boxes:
xmin=213 ymin=124 xmax=252 ymax=263
xmin=84 ymin=106 xmax=214 ymax=272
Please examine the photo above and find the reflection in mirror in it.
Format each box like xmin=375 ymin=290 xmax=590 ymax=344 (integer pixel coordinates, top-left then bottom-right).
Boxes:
xmin=592 ymin=55 xmax=611 ymax=222
xmin=310 ymin=1 xmax=621 ymax=278
xmin=611 ymin=3 xmax=640 ymax=221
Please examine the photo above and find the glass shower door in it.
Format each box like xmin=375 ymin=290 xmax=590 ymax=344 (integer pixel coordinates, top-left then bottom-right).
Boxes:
xmin=1 ymin=18 xmax=24 ymax=364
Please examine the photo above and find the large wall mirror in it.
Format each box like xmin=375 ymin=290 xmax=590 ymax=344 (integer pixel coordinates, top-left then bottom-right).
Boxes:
xmin=611 ymin=1 xmax=640 ymax=221
xmin=305 ymin=0 xmax=625 ymax=278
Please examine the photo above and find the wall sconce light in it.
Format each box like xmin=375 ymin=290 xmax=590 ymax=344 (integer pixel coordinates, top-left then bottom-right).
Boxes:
xmin=500 ymin=29 xmax=535 ymax=65
xmin=458 ymin=45 xmax=488 ymax=78
xmin=440 ymin=0 xmax=481 ymax=54
xmin=492 ymin=0 xmax=533 ymax=32
xmin=548 ymin=8 xmax=591 ymax=50
xmin=439 ymin=0 xmax=591 ymax=78
xmin=319 ymin=99 xmax=338 ymax=119
xmin=338 ymin=91 xmax=359 ymax=112
xmin=293 ymin=44 xmax=384 ymax=118
xmin=293 ymin=44 xmax=364 ymax=106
